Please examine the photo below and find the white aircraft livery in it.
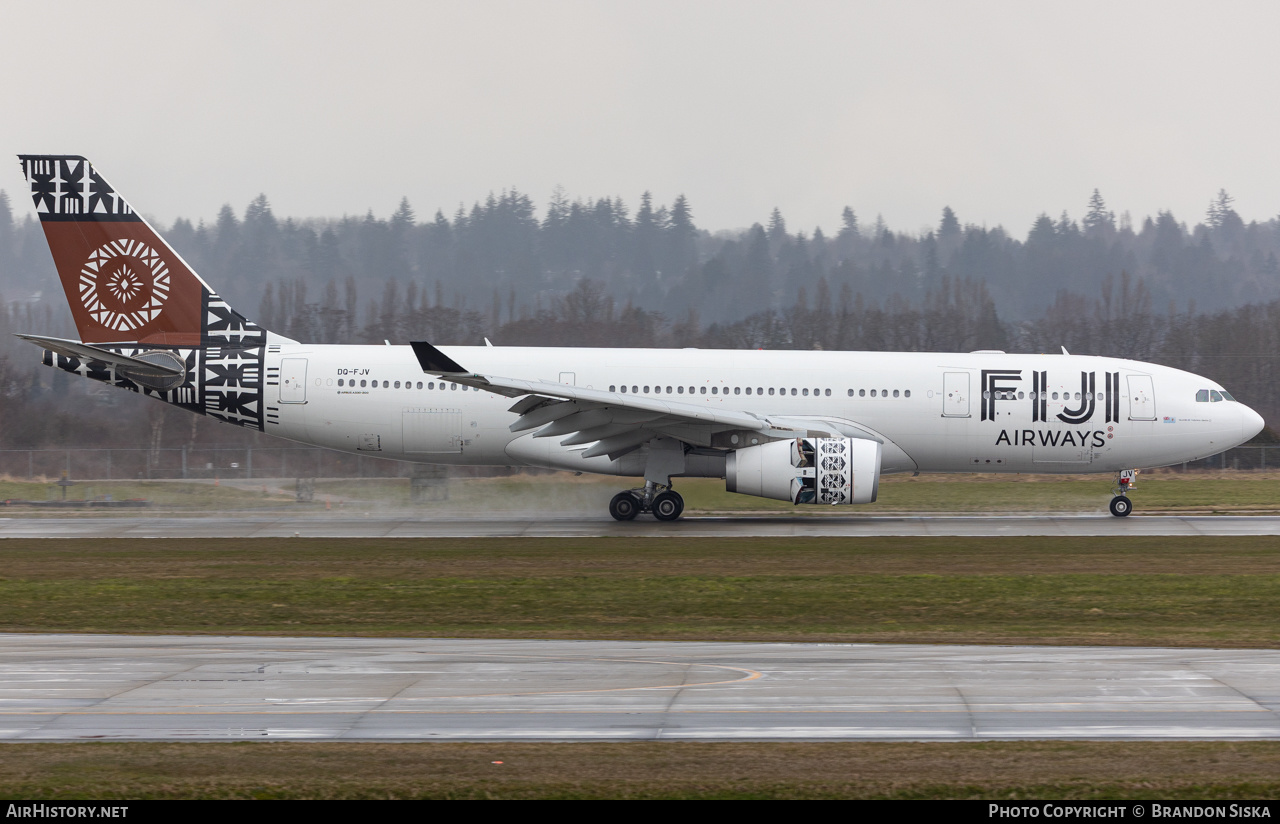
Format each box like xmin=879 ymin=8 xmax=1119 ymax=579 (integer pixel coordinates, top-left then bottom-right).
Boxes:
xmin=14 ymin=155 xmax=1266 ymax=520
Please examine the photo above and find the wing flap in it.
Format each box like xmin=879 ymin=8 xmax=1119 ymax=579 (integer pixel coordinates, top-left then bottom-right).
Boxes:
xmin=581 ymin=429 xmax=658 ymax=460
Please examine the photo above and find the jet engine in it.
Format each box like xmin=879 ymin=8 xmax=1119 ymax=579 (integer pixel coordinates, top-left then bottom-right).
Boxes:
xmin=725 ymin=437 xmax=881 ymax=505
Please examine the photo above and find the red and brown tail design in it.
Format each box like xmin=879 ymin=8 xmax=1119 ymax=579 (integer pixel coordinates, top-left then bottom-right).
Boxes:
xmin=18 ymin=155 xmax=269 ymax=430
xmin=17 ymin=154 xmax=264 ymax=348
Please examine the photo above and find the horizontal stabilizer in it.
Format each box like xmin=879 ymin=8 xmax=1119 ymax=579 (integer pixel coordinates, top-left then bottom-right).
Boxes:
xmin=16 ymin=334 xmax=184 ymax=377
xmin=410 ymin=341 xmax=468 ymax=374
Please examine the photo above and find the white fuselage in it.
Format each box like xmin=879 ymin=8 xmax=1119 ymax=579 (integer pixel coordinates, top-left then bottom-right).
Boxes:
xmin=261 ymin=344 xmax=1261 ymax=479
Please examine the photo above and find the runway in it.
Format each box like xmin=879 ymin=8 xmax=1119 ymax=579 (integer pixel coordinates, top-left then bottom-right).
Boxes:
xmin=1 ymin=634 xmax=1278 ymax=741
xmin=2 ymin=513 xmax=1280 ymax=538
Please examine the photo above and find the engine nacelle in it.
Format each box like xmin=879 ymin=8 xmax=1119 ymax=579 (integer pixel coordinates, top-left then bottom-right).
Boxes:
xmin=725 ymin=437 xmax=881 ymax=505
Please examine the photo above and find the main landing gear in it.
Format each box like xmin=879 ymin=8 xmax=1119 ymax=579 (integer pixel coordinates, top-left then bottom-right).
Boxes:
xmin=1109 ymin=469 xmax=1139 ymax=517
xmin=609 ymin=481 xmax=685 ymax=522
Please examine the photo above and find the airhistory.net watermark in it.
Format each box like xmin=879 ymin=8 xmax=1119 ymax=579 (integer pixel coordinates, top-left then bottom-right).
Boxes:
xmin=6 ymin=806 xmax=128 ymax=819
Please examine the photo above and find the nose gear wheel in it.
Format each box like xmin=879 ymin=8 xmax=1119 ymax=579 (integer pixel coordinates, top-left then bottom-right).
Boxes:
xmin=1109 ymin=495 xmax=1132 ymax=517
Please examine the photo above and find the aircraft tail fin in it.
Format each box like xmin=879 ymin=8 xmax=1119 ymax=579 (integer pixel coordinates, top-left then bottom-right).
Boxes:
xmin=16 ymin=155 xmax=266 ymax=347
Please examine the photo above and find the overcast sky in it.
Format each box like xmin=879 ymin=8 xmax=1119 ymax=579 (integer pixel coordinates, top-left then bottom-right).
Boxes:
xmin=3 ymin=0 xmax=1278 ymax=236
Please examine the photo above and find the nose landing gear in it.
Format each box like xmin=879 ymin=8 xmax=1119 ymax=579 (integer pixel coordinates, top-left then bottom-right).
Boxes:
xmin=609 ymin=482 xmax=685 ymax=522
xmin=1109 ymin=469 xmax=1139 ymax=517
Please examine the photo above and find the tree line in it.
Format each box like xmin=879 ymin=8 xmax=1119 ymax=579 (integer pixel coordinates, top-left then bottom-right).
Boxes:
xmin=3 ymin=185 xmax=1280 ymax=326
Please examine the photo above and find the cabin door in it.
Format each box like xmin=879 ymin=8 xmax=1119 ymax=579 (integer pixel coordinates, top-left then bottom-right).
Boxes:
xmin=942 ymin=372 xmax=970 ymax=417
xmin=1127 ymin=375 xmax=1156 ymax=421
xmin=279 ymin=358 xmax=308 ymax=403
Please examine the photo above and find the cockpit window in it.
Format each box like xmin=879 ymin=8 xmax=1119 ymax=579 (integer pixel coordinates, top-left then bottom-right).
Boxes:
xmin=1210 ymin=390 xmax=1223 ymax=402
xmin=1196 ymin=389 xmax=1209 ymax=402
xmin=1220 ymin=390 xmax=1236 ymax=401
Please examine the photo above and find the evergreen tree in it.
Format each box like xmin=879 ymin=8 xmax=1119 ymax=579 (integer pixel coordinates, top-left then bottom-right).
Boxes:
xmin=392 ymin=196 xmax=415 ymax=228
xmin=938 ymin=206 xmax=960 ymax=238
xmin=838 ymin=206 xmax=859 ymax=239
xmin=632 ymin=191 xmax=657 ymax=285
xmin=767 ymin=207 xmax=787 ymax=242
xmin=1207 ymin=189 xmax=1236 ymax=229
xmin=664 ymin=194 xmax=698 ymax=281
xmin=1082 ymin=189 xmax=1115 ymax=233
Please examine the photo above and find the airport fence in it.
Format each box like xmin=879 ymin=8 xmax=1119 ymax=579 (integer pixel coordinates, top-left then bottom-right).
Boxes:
xmin=0 ymin=445 xmax=420 ymax=482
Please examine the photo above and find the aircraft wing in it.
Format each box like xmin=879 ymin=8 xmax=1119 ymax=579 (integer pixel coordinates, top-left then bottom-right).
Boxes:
xmin=410 ymin=340 xmax=876 ymax=459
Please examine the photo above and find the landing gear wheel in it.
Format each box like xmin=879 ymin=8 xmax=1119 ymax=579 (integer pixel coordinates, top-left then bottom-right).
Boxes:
xmin=1109 ymin=495 xmax=1133 ymax=517
xmin=651 ymin=490 xmax=685 ymax=522
xmin=609 ymin=491 xmax=641 ymax=521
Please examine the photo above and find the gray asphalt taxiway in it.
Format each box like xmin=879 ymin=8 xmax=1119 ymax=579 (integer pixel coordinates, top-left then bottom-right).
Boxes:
xmin=2 ymin=634 xmax=1278 ymax=741
xmin=2 ymin=513 xmax=1280 ymax=537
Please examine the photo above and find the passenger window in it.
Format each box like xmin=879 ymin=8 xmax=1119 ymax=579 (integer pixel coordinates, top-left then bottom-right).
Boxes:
xmin=678 ymin=386 xmax=684 ymax=394
xmin=338 ymin=379 xmax=344 ymax=387
xmin=644 ymin=386 xmax=650 ymax=393
xmin=360 ymin=380 xmax=367 ymax=387
xmin=1210 ymin=390 xmax=1223 ymax=402
xmin=871 ymin=389 xmax=877 ymax=397
xmin=1052 ymin=392 xmax=1059 ymax=400
xmin=700 ymin=386 xmax=706 ymax=394
xmin=790 ymin=388 xmax=797 ymax=396
xmin=394 ymin=381 xmax=400 ymax=389
xmin=904 ymin=390 xmax=911 ymax=398
xmin=768 ymin=388 xmax=775 ymax=396
xmin=757 ymin=387 xmax=763 ymax=395
xmin=847 ymin=389 xmax=854 ymax=397
xmin=893 ymin=389 xmax=899 ymax=398
xmin=666 ymin=386 xmax=673 ymax=393
xmin=882 ymin=389 xmax=888 ymax=397
xmin=859 ymin=389 xmax=866 ymax=397
xmin=416 ymin=382 xmax=423 ymax=389
xmin=825 ymin=389 xmax=831 ymax=397
xmin=802 ymin=388 xmax=809 ymax=396
xmin=735 ymin=387 xmax=741 ymax=395
xmin=745 ymin=387 xmax=752 ymax=395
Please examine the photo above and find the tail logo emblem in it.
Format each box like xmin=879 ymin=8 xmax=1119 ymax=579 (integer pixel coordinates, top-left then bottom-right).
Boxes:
xmin=79 ymin=239 xmax=171 ymax=332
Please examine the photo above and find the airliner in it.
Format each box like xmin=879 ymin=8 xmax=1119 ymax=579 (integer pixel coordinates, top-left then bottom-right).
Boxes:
xmin=13 ymin=155 xmax=1266 ymax=520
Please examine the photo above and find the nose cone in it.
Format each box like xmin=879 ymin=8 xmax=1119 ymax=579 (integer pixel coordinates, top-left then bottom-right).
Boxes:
xmin=1241 ymin=405 xmax=1265 ymax=442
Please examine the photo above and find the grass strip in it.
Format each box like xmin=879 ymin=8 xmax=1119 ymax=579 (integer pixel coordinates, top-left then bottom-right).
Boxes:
xmin=0 ymin=537 xmax=1277 ymax=647
xmin=1 ymin=741 xmax=1279 ymax=799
